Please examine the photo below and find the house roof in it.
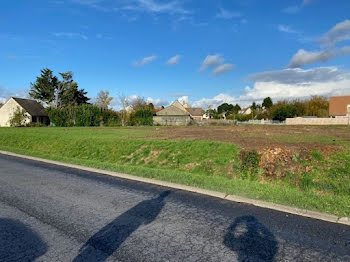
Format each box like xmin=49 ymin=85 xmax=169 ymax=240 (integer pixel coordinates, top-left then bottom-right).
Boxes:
xmin=186 ymin=108 xmax=205 ymax=116
xmin=12 ymin=97 xmax=48 ymax=116
xmin=156 ymin=105 xmax=190 ymax=116
xmin=329 ymin=96 xmax=350 ymax=116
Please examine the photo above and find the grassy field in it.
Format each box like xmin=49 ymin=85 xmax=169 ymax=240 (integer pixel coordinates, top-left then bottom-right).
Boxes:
xmin=0 ymin=126 xmax=349 ymax=217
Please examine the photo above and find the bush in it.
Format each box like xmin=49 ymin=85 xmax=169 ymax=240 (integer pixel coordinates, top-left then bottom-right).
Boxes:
xmin=135 ymin=107 xmax=153 ymax=126
xmin=9 ymin=107 xmax=29 ymax=127
xmin=241 ymin=150 xmax=261 ymax=170
xmin=46 ymin=105 xmax=120 ymax=127
xmin=272 ymin=103 xmax=297 ymax=121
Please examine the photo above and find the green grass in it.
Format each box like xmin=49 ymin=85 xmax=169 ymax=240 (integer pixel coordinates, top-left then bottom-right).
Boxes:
xmin=0 ymin=127 xmax=349 ymax=217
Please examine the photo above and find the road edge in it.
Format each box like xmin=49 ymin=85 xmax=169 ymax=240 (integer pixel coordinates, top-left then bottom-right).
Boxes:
xmin=1 ymin=150 xmax=349 ymax=226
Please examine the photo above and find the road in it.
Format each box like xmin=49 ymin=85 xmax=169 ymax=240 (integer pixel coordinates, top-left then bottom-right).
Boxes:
xmin=0 ymin=153 xmax=349 ymax=262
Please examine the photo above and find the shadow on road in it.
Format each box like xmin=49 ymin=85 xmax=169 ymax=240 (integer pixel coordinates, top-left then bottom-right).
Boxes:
xmin=0 ymin=218 xmax=48 ymax=262
xmin=73 ymin=191 xmax=171 ymax=262
xmin=224 ymin=216 xmax=278 ymax=262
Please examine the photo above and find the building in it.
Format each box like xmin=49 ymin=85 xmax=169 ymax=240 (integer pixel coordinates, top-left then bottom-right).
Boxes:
xmin=153 ymin=100 xmax=205 ymax=125
xmin=0 ymin=97 xmax=49 ymax=127
xmin=185 ymin=108 xmax=205 ymax=121
xmin=329 ymin=96 xmax=350 ymax=117
xmin=238 ymin=107 xmax=252 ymax=115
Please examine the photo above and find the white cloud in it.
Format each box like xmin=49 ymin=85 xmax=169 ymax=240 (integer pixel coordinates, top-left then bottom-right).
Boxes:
xmin=288 ymin=49 xmax=334 ymax=68
xmin=166 ymin=55 xmax=181 ymax=65
xmin=302 ymin=0 xmax=315 ymax=6
xmin=216 ymin=8 xmax=242 ymax=19
xmin=277 ymin=24 xmax=298 ymax=34
xmin=199 ymin=54 xmax=224 ymax=72
xmin=52 ymin=32 xmax=88 ymax=40
xmin=192 ymin=67 xmax=350 ymax=109
xmin=133 ymin=55 xmax=157 ymax=67
xmin=288 ymin=20 xmax=350 ymax=67
xmin=319 ymin=19 xmax=350 ymax=47
xmin=177 ymin=95 xmax=189 ymax=104
xmin=212 ymin=64 xmax=235 ymax=76
xmin=120 ymin=0 xmax=189 ymax=15
xmin=146 ymin=97 xmax=168 ymax=107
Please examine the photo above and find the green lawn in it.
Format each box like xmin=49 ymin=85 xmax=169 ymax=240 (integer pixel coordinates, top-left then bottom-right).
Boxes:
xmin=0 ymin=127 xmax=349 ymax=217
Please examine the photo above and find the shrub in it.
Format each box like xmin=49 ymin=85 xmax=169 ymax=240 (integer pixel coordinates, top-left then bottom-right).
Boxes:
xmin=135 ymin=107 xmax=153 ymax=126
xmin=9 ymin=107 xmax=29 ymax=127
xmin=46 ymin=105 xmax=120 ymax=127
xmin=241 ymin=150 xmax=261 ymax=170
xmin=272 ymin=103 xmax=297 ymax=121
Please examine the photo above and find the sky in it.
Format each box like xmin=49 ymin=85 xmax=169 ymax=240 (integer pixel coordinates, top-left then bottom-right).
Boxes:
xmin=1 ymin=0 xmax=350 ymax=109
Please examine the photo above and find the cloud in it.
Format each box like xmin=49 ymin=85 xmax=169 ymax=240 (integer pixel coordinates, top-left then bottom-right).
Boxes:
xmin=302 ymin=0 xmax=315 ymax=5
xmin=288 ymin=46 xmax=350 ymax=68
xmin=199 ymin=54 xmax=224 ymax=72
xmin=288 ymin=20 xmax=350 ymax=67
xmin=288 ymin=49 xmax=334 ymax=68
xmin=212 ymin=64 xmax=235 ymax=76
xmin=319 ymin=19 xmax=350 ymax=47
xmin=177 ymin=95 xmax=189 ymax=104
xmin=0 ymin=85 xmax=29 ymax=103
xmin=119 ymin=0 xmax=189 ymax=15
xmin=192 ymin=67 xmax=350 ymax=109
xmin=133 ymin=55 xmax=157 ymax=67
xmin=52 ymin=32 xmax=88 ymax=40
xmin=146 ymin=97 xmax=168 ymax=107
xmin=277 ymin=24 xmax=298 ymax=34
xmin=166 ymin=55 xmax=181 ymax=65
xmin=216 ymin=8 xmax=242 ymax=19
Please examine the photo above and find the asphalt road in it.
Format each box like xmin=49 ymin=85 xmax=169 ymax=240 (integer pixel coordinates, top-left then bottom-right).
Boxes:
xmin=0 ymin=153 xmax=349 ymax=262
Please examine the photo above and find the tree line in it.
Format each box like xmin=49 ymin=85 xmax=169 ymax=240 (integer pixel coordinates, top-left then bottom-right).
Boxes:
xmin=209 ymin=96 xmax=329 ymax=121
xmin=28 ymin=68 xmax=157 ymax=127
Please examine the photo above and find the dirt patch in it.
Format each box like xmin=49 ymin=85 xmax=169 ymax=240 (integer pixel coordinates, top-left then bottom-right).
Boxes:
xmin=151 ymin=125 xmax=347 ymax=177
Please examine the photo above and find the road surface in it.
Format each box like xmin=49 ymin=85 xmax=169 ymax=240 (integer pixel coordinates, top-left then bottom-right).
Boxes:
xmin=0 ymin=153 xmax=349 ymax=261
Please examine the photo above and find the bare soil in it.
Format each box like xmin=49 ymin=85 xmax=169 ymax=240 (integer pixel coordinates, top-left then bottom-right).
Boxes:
xmin=150 ymin=125 xmax=350 ymax=177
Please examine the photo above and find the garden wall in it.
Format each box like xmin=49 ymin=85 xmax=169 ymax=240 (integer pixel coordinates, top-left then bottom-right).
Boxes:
xmin=286 ymin=117 xmax=350 ymax=125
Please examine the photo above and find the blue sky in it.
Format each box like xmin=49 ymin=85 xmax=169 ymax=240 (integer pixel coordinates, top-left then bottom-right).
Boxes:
xmin=1 ymin=0 xmax=350 ymax=108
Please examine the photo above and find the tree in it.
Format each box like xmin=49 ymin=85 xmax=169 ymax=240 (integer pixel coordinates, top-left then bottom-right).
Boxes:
xmin=118 ymin=94 xmax=129 ymax=127
xmin=251 ymin=102 xmax=257 ymax=110
xmin=262 ymin=97 xmax=273 ymax=109
xmin=56 ymin=71 xmax=89 ymax=107
xmin=217 ymin=103 xmax=234 ymax=114
xmin=272 ymin=103 xmax=297 ymax=121
xmin=30 ymin=69 xmax=89 ymax=108
xmin=95 ymin=90 xmax=113 ymax=109
xmin=9 ymin=107 xmax=29 ymax=127
xmin=305 ymin=96 xmax=329 ymax=117
xmin=232 ymin=104 xmax=241 ymax=114
xmin=29 ymin=68 xmax=58 ymax=105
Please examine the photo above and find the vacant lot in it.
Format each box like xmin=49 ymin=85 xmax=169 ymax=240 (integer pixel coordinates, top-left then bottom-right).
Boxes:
xmin=0 ymin=125 xmax=349 ymax=216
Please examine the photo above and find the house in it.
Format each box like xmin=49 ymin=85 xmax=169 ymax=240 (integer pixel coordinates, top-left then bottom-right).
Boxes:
xmin=153 ymin=100 xmax=205 ymax=125
xmin=153 ymin=101 xmax=191 ymax=126
xmin=185 ymin=108 xmax=205 ymax=121
xmin=238 ymin=107 xmax=252 ymax=115
xmin=329 ymin=96 xmax=350 ymax=117
xmin=0 ymin=97 xmax=49 ymax=127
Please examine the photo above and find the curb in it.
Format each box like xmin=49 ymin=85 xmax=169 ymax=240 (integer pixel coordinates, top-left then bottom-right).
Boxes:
xmin=1 ymin=150 xmax=349 ymax=226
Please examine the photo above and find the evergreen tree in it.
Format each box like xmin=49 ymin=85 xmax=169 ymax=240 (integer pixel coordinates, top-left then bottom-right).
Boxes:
xmin=262 ymin=97 xmax=273 ymax=109
xmin=29 ymin=68 xmax=58 ymax=104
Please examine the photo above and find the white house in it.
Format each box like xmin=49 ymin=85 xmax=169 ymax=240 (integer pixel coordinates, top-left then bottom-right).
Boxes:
xmin=238 ymin=107 xmax=252 ymax=115
xmin=0 ymin=97 xmax=49 ymax=127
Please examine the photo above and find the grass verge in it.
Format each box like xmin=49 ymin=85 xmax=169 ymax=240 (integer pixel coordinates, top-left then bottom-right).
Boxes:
xmin=0 ymin=127 xmax=349 ymax=217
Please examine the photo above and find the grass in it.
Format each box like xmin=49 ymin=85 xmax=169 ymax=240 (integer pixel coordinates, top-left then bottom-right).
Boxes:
xmin=0 ymin=126 xmax=349 ymax=217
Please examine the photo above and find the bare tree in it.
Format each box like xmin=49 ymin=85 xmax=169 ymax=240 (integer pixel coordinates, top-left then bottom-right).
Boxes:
xmin=118 ymin=94 xmax=129 ymax=127
xmin=95 ymin=90 xmax=113 ymax=109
